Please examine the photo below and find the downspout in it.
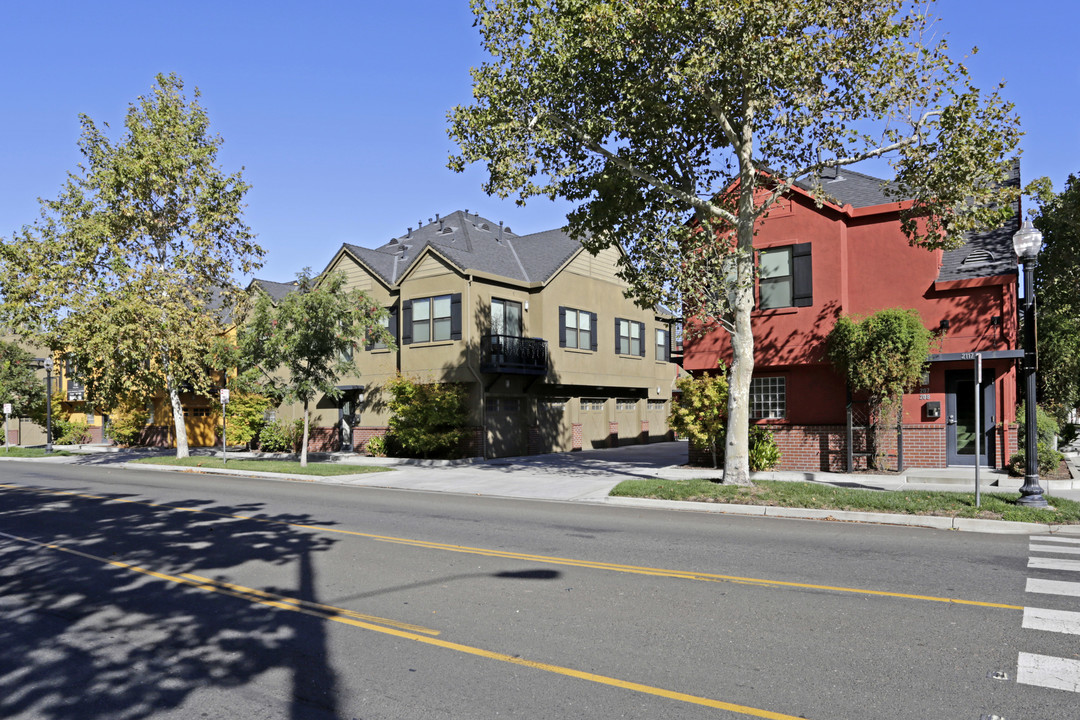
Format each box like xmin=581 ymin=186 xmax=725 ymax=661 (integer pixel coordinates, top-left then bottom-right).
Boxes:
xmin=464 ymin=274 xmax=488 ymax=458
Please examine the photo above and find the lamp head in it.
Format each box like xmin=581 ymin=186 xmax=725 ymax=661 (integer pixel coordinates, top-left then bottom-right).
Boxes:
xmin=43 ymin=356 xmax=54 ymax=372
xmin=1012 ymin=220 xmax=1043 ymax=261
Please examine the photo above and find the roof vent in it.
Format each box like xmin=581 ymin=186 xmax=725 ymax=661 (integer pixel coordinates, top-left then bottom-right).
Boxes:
xmin=406 ymin=227 xmax=412 ymax=238
xmin=479 ymin=222 xmax=490 ymax=231
xmin=962 ymin=249 xmax=994 ymax=265
xmin=389 ymin=238 xmax=399 ymax=245
xmin=441 ymin=226 xmax=453 ymax=234
xmin=499 ymin=220 xmax=504 ymax=242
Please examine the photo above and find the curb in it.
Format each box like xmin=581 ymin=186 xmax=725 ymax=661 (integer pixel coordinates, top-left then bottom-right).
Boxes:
xmin=599 ymin=496 xmax=1080 ymax=536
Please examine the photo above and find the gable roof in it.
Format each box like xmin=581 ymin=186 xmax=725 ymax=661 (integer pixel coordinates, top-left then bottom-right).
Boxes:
xmin=793 ymin=167 xmax=906 ymax=209
xmin=343 ymin=210 xmax=582 ymax=286
xmin=248 ymin=278 xmax=301 ymax=302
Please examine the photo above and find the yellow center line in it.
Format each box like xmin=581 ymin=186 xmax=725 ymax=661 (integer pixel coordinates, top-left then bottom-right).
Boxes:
xmin=4 ymin=484 xmax=1023 ymax=610
xmin=1 ymin=529 xmax=809 ymax=720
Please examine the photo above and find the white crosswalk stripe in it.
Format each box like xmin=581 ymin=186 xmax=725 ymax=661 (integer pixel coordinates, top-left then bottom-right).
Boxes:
xmin=1022 ymin=606 xmax=1080 ymax=635
xmin=1028 ymin=556 xmax=1080 ymax=572
xmin=1026 ymin=578 xmax=1080 ymax=598
xmin=1017 ymin=653 xmax=1080 ymax=693
xmin=1030 ymin=543 xmax=1080 ymax=555
xmin=1030 ymin=536 xmax=1080 ymax=544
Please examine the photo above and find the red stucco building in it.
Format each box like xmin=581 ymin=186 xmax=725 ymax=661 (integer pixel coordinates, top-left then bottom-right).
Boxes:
xmin=684 ymin=166 xmax=1023 ymax=471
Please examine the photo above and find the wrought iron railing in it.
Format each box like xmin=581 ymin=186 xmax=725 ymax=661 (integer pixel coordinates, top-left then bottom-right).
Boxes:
xmin=480 ymin=334 xmax=548 ymax=375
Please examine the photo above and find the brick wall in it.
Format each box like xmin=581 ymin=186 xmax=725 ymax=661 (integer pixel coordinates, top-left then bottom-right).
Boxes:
xmin=306 ymin=426 xmax=339 ymax=453
xmin=352 ymin=426 xmax=388 ymax=454
xmin=640 ymin=420 xmax=649 ymax=445
xmin=686 ymin=423 xmax=998 ymax=472
xmin=608 ymin=421 xmax=618 ymax=448
xmin=572 ymin=423 xmax=583 ymax=451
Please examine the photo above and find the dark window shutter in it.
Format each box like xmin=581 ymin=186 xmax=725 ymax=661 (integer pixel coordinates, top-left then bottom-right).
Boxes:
xmin=450 ymin=293 xmax=462 ymax=340
xmin=614 ymin=318 xmax=621 ymax=355
xmin=559 ymin=307 xmax=567 ymax=347
xmin=637 ymin=322 xmax=646 ymax=357
xmin=402 ymin=300 xmax=413 ymax=345
xmin=388 ymin=302 xmax=399 ymax=342
xmin=589 ymin=312 xmax=598 ymax=351
xmin=793 ymin=243 xmax=813 ymax=307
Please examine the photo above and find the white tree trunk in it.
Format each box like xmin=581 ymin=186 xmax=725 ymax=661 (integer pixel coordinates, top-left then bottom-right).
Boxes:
xmin=722 ymin=156 xmax=757 ymax=486
xmin=300 ymin=401 xmax=310 ymax=467
xmin=166 ymin=373 xmax=189 ymax=459
xmin=724 ymin=258 xmax=754 ymax=485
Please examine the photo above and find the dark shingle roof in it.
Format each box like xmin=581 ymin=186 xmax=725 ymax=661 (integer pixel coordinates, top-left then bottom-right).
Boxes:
xmin=937 ymin=161 xmax=1022 ymax=283
xmin=794 ymin=167 xmax=905 ymax=209
xmin=344 ymin=210 xmax=581 ymax=285
xmin=249 ymin=279 xmax=300 ymax=302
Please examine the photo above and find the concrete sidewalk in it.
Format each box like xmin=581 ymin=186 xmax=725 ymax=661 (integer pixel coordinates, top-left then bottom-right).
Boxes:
xmin=9 ymin=439 xmax=1080 ymax=535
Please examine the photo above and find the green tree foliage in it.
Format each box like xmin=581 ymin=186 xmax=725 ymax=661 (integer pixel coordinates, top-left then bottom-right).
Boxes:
xmin=0 ymin=340 xmax=45 ymax=421
xmin=1032 ymin=175 xmax=1080 ymax=421
xmin=384 ymin=375 xmax=471 ymax=459
xmin=449 ymin=1 xmax=1021 ymax=485
xmin=0 ymin=74 xmax=262 ymax=458
xmin=827 ymin=308 xmax=934 ymax=468
xmin=669 ymin=368 xmax=729 ymax=469
xmin=235 ymin=269 xmax=391 ymax=466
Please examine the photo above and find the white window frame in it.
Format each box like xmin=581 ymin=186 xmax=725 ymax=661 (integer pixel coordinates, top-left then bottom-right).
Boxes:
xmin=750 ymin=376 xmax=787 ymax=420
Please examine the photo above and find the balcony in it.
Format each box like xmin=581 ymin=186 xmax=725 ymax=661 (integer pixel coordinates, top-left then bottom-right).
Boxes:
xmin=480 ymin=334 xmax=548 ymax=375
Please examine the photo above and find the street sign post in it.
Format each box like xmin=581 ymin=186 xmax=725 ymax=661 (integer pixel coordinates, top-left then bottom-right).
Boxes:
xmin=974 ymin=353 xmax=982 ymax=507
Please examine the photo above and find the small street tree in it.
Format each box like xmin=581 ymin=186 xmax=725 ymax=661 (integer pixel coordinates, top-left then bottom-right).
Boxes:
xmin=1032 ymin=174 xmax=1080 ymax=422
xmin=827 ymin=308 xmax=934 ymax=469
xmin=0 ymin=74 xmax=262 ymax=458
xmin=449 ymin=0 xmax=1022 ymax=484
xmin=235 ymin=269 xmax=390 ymax=466
xmin=669 ymin=366 xmax=729 ymax=469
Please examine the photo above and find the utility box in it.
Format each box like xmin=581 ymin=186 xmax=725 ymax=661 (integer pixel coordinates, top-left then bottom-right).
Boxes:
xmin=924 ymin=401 xmax=941 ymax=419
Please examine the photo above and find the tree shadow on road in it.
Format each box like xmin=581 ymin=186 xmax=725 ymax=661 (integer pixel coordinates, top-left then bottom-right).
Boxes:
xmin=0 ymin=485 xmax=342 ymax=720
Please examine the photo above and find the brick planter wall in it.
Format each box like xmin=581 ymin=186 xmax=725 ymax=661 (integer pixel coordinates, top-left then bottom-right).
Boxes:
xmin=608 ymin=421 xmax=618 ymax=448
xmin=352 ymin=426 xmax=388 ymax=454
xmin=572 ymin=423 xmax=583 ymax=451
xmin=306 ymin=426 xmax=339 ymax=453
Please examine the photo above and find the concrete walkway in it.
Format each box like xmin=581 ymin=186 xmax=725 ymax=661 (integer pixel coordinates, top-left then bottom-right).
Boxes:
xmin=8 ymin=439 xmax=1080 ymax=535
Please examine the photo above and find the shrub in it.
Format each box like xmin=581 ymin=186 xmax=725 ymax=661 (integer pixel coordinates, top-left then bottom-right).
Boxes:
xmin=258 ymin=418 xmax=305 ymax=453
xmin=223 ymin=393 xmax=272 ymax=448
xmin=106 ymin=400 xmax=150 ymax=446
xmin=365 ymin=434 xmax=387 ymax=457
xmin=385 ymin=375 xmax=470 ymax=458
xmin=55 ymin=419 xmax=91 ymax=445
xmin=1017 ymin=401 xmax=1060 ymax=448
xmin=1008 ymin=445 xmax=1064 ymax=477
xmin=669 ymin=364 xmax=729 ymax=468
xmin=748 ymin=426 xmax=781 ymax=471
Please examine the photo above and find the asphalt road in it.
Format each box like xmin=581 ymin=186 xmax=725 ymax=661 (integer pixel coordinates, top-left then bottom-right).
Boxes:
xmin=2 ymin=461 xmax=1077 ymax=719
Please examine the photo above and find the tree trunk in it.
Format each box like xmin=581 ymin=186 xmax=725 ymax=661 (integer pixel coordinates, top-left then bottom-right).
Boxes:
xmin=165 ymin=372 xmax=189 ymax=459
xmin=722 ymin=157 xmax=757 ymax=486
xmin=300 ymin=400 xmax=310 ymax=467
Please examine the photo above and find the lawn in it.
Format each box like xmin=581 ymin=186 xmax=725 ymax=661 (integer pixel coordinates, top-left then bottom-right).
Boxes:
xmin=0 ymin=447 xmax=71 ymax=458
xmin=610 ymin=478 xmax=1080 ymax=525
xmin=132 ymin=456 xmax=391 ymax=477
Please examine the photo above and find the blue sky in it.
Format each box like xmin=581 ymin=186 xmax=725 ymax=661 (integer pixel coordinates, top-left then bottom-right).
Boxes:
xmin=2 ymin=1 xmax=1077 ymax=283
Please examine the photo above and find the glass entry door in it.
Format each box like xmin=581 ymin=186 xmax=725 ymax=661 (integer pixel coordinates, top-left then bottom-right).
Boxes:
xmin=945 ymin=369 xmax=995 ymax=466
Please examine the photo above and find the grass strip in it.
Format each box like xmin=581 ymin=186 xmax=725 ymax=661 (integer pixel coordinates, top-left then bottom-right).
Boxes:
xmin=131 ymin=456 xmax=391 ymax=477
xmin=610 ymin=478 xmax=1080 ymax=524
xmin=0 ymin=447 xmax=72 ymax=457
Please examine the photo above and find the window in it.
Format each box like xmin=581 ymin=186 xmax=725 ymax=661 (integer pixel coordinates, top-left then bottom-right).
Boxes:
xmin=560 ymin=307 xmax=596 ymax=350
xmin=758 ymin=243 xmax=812 ymax=309
xmin=492 ymin=298 xmax=523 ymax=337
xmin=616 ymin=399 xmax=637 ymax=411
xmin=367 ymin=304 xmax=398 ymax=350
xmin=750 ymin=377 xmax=786 ymax=419
xmin=615 ymin=319 xmax=644 ymax=356
xmin=647 ymin=399 xmax=667 ymax=412
xmin=403 ymin=294 xmax=461 ymax=344
xmin=580 ymin=398 xmax=605 ymax=411
xmin=656 ymin=328 xmax=670 ymax=362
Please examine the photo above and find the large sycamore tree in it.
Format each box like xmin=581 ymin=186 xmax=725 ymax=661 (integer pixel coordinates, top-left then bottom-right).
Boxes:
xmin=449 ymin=0 xmax=1022 ymax=484
xmin=0 ymin=74 xmax=262 ymax=458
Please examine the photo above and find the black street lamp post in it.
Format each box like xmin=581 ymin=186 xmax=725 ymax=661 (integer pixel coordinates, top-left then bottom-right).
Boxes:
xmin=43 ymin=356 xmax=54 ymax=454
xmin=1012 ymin=220 xmax=1048 ymax=507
